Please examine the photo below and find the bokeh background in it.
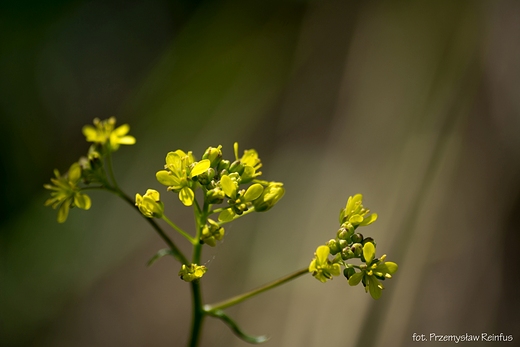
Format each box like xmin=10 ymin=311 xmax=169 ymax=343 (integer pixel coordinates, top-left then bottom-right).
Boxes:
xmin=1 ymin=1 xmax=520 ymax=346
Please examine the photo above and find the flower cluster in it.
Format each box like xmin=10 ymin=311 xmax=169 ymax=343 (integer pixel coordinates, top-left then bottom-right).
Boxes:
xmin=179 ymin=264 xmax=207 ymax=282
xmin=44 ymin=163 xmax=91 ymax=223
xmin=309 ymin=194 xmax=398 ymax=299
xmin=139 ymin=142 xmax=285 ymax=282
xmin=45 ymin=118 xmax=135 ymax=222
xmin=153 ymin=142 xmax=284 ymax=225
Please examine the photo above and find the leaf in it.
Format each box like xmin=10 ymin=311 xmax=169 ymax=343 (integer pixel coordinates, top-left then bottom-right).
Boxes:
xmin=209 ymin=310 xmax=269 ymax=344
xmin=147 ymin=248 xmax=175 ymax=267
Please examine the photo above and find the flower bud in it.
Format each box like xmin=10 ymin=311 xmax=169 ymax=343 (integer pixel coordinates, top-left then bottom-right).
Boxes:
xmin=197 ymin=168 xmax=216 ymax=186
xmin=326 ymin=239 xmax=341 ymax=255
xmin=338 ymin=239 xmax=348 ymax=249
xmin=351 ymin=243 xmax=363 ymax=257
xmin=362 ymin=237 xmax=375 ymax=246
xmin=229 ymin=160 xmax=245 ymax=175
xmin=352 ymin=233 xmax=364 ymax=243
xmin=337 ymin=227 xmax=349 ymax=240
xmin=343 ymin=267 xmax=356 ymax=279
xmin=206 ymin=187 xmax=225 ymax=204
xmin=179 ymin=264 xmax=207 ymax=282
xmin=341 ymin=247 xmax=355 ymax=260
xmin=218 ymin=159 xmax=230 ymax=172
xmin=135 ymin=189 xmax=164 ymax=218
xmin=252 ymin=182 xmax=285 ymax=212
xmin=202 ymin=145 xmax=223 ymax=168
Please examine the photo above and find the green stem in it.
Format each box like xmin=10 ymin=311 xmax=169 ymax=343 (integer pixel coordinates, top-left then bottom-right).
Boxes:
xmin=162 ymin=215 xmax=197 ymax=245
xmin=188 ymin=280 xmax=205 ymax=347
xmin=108 ymin=186 xmax=189 ymax=265
xmin=187 ymin=197 xmax=208 ymax=347
xmin=204 ymin=267 xmax=309 ymax=312
xmin=105 ymin=151 xmax=120 ymax=191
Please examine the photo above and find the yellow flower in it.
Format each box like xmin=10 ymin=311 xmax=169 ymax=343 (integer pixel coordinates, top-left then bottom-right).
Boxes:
xmin=82 ymin=117 xmax=136 ymax=151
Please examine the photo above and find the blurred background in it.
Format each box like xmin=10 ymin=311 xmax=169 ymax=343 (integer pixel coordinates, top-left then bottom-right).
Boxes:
xmin=1 ymin=0 xmax=520 ymax=346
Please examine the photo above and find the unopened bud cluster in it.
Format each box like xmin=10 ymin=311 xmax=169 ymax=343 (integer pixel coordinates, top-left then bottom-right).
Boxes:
xmin=309 ymin=194 xmax=398 ymax=299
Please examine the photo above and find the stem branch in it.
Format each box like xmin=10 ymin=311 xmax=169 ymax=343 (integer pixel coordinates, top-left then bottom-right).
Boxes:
xmin=204 ymin=267 xmax=309 ymax=312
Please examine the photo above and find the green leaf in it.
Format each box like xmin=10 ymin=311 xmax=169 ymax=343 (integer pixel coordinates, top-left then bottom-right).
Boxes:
xmin=348 ymin=272 xmax=363 ymax=286
xmin=243 ymin=184 xmax=263 ymax=201
xmin=363 ymin=242 xmax=375 ymax=264
xmin=220 ymin=175 xmax=236 ymax=199
xmin=209 ymin=310 xmax=269 ymax=344
xmin=218 ymin=208 xmax=235 ymax=222
xmin=179 ymin=187 xmax=194 ymax=206
xmin=190 ymin=159 xmax=211 ymax=178
xmin=147 ymin=248 xmax=175 ymax=267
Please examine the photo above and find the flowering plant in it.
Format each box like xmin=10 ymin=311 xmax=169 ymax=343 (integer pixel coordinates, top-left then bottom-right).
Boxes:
xmin=45 ymin=118 xmax=398 ymax=346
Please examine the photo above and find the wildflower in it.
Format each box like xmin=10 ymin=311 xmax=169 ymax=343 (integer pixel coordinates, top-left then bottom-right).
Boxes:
xmin=179 ymin=264 xmax=207 ymax=282
xmin=252 ymin=181 xmax=285 ymax=212
xmin=44 ymin=162 xmax=91 ymax=223
xmin=156 ymin=150 xmax=210 ymax=206
xmin=309 ymin=245 xmax=341 ymax=283
xmin=200 ymin=219 xmax=225 ymax=247
xmin=233 ymin=142 xmax=262 ymax=183
xmin=339 ymin=194 xmax=377 ymax=228
xmin=135 ymin=189 xmax=164 ymax=218
xmin=82 ymin=117 xmax=136 ymax=151
xmin=347 ymin=242 xmax=398 ymax=299
xmin=218 ymin=176 xmax=264 ymax=222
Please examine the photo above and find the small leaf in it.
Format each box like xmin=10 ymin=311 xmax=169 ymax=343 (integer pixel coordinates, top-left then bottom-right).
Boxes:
xmin=147 ymin=248 xmax=175 ymax=267
xmin=209 ymin=310 xmax=269 ymax=344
